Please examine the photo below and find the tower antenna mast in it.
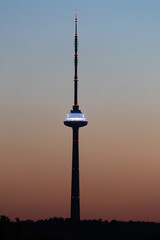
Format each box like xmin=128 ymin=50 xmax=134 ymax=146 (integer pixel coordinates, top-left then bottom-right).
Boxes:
xmin=74 ymin=10 xmax=78 ymax=107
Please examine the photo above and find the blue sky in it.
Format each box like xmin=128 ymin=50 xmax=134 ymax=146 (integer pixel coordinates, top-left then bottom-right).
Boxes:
xmin=0 ymin=0 xmax=160 ymax=108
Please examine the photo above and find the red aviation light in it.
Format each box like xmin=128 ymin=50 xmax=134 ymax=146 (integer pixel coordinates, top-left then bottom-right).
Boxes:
xmin=74 ymin=78 xmax=79 ymax=81
xmin=73 ymin=104 xmax=79 ymax=106
xmin=74 ymin=34 xmax=78 ymax=37
xmin=74 ymin=53 xmax=78 ymax=55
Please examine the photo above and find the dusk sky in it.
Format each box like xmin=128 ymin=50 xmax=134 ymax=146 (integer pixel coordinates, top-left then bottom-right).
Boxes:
xmin=0 ymin=0 xmax=160 ymax=222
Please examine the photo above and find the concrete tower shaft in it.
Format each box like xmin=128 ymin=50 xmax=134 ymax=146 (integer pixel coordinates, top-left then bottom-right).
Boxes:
xmin=71 ymin=127 xmax=80 ymax=220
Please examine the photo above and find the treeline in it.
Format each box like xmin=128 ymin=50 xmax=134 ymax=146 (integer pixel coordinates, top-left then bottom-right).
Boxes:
xmin=0 ymin=215 xmax=160 ymax=240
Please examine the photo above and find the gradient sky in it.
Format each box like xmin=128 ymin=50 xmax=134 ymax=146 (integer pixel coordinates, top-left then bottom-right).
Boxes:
xmin=0 ymin=0 xmax=160 ymax=222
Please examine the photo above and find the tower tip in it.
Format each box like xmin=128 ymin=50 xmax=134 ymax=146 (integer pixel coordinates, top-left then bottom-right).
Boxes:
xmin=75 ymin=10 xmax=78 ymax=19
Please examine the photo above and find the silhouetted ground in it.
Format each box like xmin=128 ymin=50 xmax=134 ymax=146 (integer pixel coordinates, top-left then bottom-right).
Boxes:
xmin=0 ymin=215 xmax=160 ymax=240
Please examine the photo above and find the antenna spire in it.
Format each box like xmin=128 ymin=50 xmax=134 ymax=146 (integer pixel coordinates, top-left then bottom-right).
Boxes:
xmin=75 ymin=10 xmax=77 ymax=19
xmin=73 ymin=11 xmax=79 ymax=111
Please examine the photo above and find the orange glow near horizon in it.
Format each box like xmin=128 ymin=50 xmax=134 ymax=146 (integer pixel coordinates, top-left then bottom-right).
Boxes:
xmin=0 ymin=104 xmax=160 ymax=222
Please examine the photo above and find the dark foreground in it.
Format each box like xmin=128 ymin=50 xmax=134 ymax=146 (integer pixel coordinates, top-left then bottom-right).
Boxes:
xmin=1 ymin=215 xmax=160 ymax=240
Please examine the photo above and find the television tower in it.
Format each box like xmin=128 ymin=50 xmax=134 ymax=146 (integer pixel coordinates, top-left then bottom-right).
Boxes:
xmin=64 ymin=12 xmax=88 ymax=221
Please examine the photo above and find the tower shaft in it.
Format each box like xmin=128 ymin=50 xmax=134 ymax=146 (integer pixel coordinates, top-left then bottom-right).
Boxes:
xmin=71 ymin=127 xmax=80 ymax=220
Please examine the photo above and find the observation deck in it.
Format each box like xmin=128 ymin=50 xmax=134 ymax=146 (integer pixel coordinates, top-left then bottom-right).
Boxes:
xmin=64 ymin=111 xmax=88 ymax=128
